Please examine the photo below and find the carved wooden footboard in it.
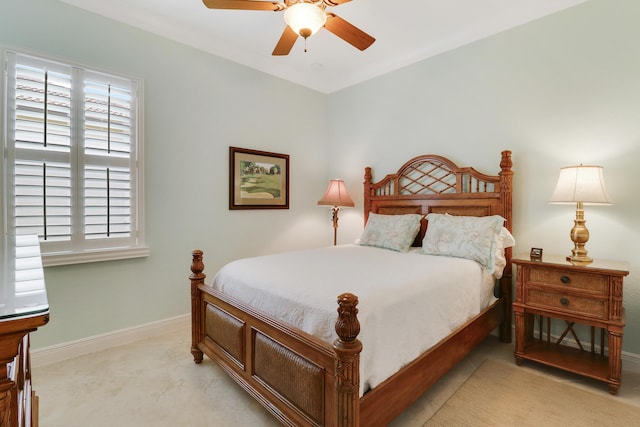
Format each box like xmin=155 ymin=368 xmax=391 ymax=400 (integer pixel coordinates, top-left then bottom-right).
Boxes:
xmin=190 ymin=150 xmax=514 ymax=426
xmin=190 ymin=250 xmax=362 ymax=426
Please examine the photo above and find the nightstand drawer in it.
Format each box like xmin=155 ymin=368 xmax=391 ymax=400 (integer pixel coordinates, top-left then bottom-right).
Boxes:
xmin=526 ymin=287 xmax=608 ymax=319
xmin=529 ymin=267 xmax=608 ymax=294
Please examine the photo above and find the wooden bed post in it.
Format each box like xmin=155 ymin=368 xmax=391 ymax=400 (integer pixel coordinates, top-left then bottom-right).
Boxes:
xmin=499 ymin=150 xmax=514 ymax=343
xmin=190 ymin=250 xmax=206 ymax=363
xmin=363 ymin=167 xmax=373 ymax=224
xmin=499 ymin=150 xmax=513 ymax=230
xmin=333 ymin=293 xmax=362 ymax=427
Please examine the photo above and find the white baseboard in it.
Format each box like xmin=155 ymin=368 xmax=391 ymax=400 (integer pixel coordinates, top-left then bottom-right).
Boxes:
xmin=622 ymin=350 xmax=640 ymax=374
xmin=32 ymin=315 xmax=640 ymax=374
xmin=32 ymin=314 xmax=190 ymax=368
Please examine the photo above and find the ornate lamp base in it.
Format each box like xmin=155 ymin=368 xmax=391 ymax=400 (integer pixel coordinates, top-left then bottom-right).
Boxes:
xmin=568 ymin=202 xmax=593 ymax=265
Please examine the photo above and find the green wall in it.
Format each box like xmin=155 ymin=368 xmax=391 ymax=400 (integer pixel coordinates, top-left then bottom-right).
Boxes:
xmin=328 ymin=0 xmax=640 ymax=354
xmin=0 ymin=0 xmax=330 ymax=348
xmin=2 ymin=0 xmax=639 ymax=358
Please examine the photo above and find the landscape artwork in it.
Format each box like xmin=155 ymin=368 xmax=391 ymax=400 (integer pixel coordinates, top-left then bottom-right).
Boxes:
xmin=229 ymin=147 xmax=289 ymax=210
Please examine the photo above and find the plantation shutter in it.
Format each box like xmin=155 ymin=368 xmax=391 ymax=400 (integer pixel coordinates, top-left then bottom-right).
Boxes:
xmin=82 ymin=73 xmax=137 ymax=245
xmin=4 ymin=51 xmax=143 ymax=263
xmin=8 ymin=53 xmax=73 ymax=251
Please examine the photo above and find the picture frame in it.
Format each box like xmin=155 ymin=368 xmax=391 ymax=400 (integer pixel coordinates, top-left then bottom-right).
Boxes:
xmin=530 ymin=247 xmax=543 ymax=261
xmin=229 ymin=147 xmax=289 ymax=210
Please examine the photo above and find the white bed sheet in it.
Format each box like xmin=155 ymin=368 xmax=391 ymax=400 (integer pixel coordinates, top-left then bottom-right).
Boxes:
xmin=211 ymin=244 xmax=496 ymax=395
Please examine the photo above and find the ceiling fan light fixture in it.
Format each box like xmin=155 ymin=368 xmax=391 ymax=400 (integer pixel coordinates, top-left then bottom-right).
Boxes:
xmin=284 ymin=2 xmax=327 ymax=39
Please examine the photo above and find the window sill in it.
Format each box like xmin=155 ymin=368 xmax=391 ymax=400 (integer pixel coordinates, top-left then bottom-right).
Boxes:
xmin=42 ymin=247 xmax=150 ymax=267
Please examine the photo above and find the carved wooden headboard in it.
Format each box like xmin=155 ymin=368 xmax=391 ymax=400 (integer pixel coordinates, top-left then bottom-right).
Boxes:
xmin=363 ymin=150 xmax=513 ymax=247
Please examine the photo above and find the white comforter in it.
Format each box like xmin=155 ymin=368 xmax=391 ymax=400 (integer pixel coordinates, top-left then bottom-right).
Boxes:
xmin=211 ymin=244 xmax=495 ymax=395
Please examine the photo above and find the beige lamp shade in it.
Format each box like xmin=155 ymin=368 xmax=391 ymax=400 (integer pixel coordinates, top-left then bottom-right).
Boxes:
xmin=549 ymin=165 xmax=612 ymax=204
xmin=318 ymin=179 xmax=355 ymax=207
xmin=549 ymin=164 xmax=611 ymax=265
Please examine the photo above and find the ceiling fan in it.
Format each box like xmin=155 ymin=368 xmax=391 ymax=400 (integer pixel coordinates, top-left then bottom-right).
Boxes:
xmin=202 ymin=0 xmax=376 ymax=55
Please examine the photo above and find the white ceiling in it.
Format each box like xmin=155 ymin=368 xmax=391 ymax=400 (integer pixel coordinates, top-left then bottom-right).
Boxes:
xmin=60 ymin=0 xmax=587 ymax=93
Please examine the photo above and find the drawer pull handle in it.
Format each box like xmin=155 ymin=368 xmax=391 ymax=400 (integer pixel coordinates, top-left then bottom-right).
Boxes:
xmin=560 ymin=275 xmax=570 ymax=284
xmin=560 ymin=297 xmax=570 ymax=306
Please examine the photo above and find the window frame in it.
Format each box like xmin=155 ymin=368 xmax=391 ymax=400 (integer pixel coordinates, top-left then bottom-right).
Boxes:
xmin=1 ymin=47 xmax=148 ymax=267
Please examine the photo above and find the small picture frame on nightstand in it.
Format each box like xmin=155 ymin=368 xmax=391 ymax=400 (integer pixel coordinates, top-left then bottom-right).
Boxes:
xmin=530 ymin=248 xmax=543 ymax=260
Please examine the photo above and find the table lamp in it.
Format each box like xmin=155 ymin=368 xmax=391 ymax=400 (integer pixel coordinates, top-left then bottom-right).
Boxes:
xmin=549 ymin=164 xmax=612 ymax=265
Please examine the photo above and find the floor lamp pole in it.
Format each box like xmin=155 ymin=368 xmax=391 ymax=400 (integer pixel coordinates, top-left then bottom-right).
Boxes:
xmin=331 ymin=206 xmax=340 ymax=246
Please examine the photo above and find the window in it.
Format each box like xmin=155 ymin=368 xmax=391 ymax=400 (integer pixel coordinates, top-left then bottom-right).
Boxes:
xmin=2 ymin=50 xmax=147 ymax=266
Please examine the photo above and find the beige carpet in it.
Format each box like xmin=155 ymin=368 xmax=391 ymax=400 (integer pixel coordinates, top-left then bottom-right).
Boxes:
xmin=33 ymin=324 xmax=640 ymax=426
xmin=425 ymin=359 xmax=640 ymax=427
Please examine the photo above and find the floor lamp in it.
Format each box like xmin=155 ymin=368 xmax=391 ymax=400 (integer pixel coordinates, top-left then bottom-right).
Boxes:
xmin=318 ymin=179 xmax=354 ymax=246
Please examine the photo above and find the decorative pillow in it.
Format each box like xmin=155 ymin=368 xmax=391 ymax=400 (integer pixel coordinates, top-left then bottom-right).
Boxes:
xmin=492 ymin=227 xmax=516 ymax=279
xmin=359 ymin=213 xmax=423 ymax=252
xmin=422 ymin=213 xmax=505 ymax=272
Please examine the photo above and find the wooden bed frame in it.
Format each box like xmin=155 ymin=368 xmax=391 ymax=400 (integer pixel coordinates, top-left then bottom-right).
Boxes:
xmin=190 ymin=150 xmax=514 ymax=427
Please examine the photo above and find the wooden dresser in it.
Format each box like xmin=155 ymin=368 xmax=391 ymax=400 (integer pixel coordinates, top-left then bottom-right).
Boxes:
xmin=513 ymin=254 xmax=629 ymax=394
xmin=1 ymin=236 xmax=49 ymax=426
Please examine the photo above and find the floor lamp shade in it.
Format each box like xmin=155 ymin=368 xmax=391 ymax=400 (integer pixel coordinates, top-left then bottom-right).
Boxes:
xmin=549 ymin=165 xmax=612 ymax=265
xmin=318 ymin=180 xmax=354 ymax=245
xmin=318 ymin=179 xmax=355 ymax=208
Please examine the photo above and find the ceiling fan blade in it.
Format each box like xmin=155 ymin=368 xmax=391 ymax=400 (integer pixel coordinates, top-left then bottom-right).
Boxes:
xmin=272 ymin=26 xmax=299 ymax=56
xmin=321 ymin=0 xmax=353 ymax=6
xmin=202 ymin=0 xmax=285 ymax=11
xmin=324 ymin=13 xmax=375 ymax=51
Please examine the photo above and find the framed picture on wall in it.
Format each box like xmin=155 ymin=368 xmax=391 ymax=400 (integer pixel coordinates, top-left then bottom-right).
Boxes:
xmin=229 ymin=147 xmax=290 ymax=210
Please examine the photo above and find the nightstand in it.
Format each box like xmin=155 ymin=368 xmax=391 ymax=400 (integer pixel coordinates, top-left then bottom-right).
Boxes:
xmin=512 ymin=254 xmax=629 ymax=395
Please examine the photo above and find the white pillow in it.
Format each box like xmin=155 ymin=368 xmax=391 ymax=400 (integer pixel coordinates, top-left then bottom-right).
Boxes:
xmin=492 ymin=227 xmax=516 ymax=279
xmin=422 ymin=213 xmax=505 ymax=273
xmin=359 ymin=213 xmax=422 ymax=252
